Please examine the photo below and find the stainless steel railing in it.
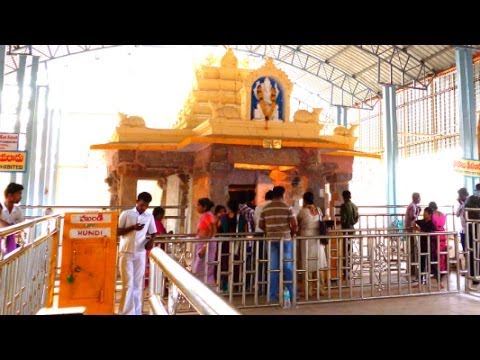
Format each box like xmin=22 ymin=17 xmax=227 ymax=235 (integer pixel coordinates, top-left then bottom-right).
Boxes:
xmin=0 ymin=215 xmax=61 ymax=315
xmin=152 ymin=229 xmax=461 ymax=308
xmin=148 ymin=247 xmax=239 ymax=315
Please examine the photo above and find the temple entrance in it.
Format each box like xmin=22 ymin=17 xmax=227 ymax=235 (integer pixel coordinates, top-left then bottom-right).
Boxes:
xmin=137 ymin=179 xmax=163 ymax=206
xmin=228 ymin=184 xmax=256 ymax=205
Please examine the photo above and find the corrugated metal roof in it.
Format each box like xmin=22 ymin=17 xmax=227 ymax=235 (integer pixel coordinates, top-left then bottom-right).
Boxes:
xmin=3 ymin=45 xmax=479 ymax=109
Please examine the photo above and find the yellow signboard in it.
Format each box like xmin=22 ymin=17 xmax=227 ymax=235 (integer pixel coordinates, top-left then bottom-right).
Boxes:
xmin=453 ymin=158 xmax=480 ymax=176
xmin=0 ymin=151 xmax=27 ymax=172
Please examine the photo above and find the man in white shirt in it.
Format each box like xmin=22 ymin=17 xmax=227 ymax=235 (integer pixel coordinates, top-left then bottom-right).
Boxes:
xmin=1 ymin=183 xmax=24 ymax=224
xmin=117 ymin=192 xmax=157 ymax=315
xmin=1 ymin=183 xmax=25 ymax=253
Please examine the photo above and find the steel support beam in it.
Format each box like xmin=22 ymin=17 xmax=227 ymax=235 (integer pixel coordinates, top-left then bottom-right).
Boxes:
xmin=3 ymin=45 xmax=119 ymax=75
xmin=356 ymin=45 xmax=435 ymax=90
xmin=335 ymin=106 xmax=349 ymax=126
xmin=36 ymin=86 xmax=49 ymax=207
xmin=456 ymin=48 xmax=478 ymax=192
xmin=232 ymin=45 xmax=378 ymax=109
xmin=3 ymin=45 xmax=385 ymax=110
xmin=0 ymin=45 xmax=5 ymax=124
xmin=44 ymin=108 xmax=54 ymax=205
xmin=11 ymin=55 xmax=27 ymax=184
xmin=50 ymin=109 xmax=61 ymax=205
xmin=23 ymin=56 xmax=39 ymax=214
xmin=382 ymin=85 xmax=398 ymax=210
xmin=342 ymin=106 xmax=348 ymax=127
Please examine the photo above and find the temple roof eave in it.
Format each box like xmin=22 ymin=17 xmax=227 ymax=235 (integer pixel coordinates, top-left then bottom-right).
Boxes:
xmin=90 ymin=136 xmax=380 ymax=159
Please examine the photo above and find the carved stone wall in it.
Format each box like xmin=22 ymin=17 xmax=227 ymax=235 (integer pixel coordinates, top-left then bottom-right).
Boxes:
xmin=165 ymin=174 xmax=181 ymax=233
xmin=105 ymin=142 xmax=355 ymax=232
xmin=98 ymin=49 xmax=359 ymax=231
xmin=230 ymin=146 xmax=301 ymax=166
xmin=191 ymin=173 xmax=209 ymax=232
xmin=177 ymin=174 xmax=190 ymax=234
xmin=105 ymin=168 xmax=120 ymax=207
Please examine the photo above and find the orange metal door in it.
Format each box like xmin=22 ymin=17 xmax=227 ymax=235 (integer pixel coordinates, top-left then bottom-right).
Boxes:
xmin=59 ymin=212 xmax=118 ymax=314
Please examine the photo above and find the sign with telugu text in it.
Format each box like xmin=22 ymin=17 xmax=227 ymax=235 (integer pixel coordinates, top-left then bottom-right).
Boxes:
xmin=453 ymin=158 xmax=480 ymax=176
xmin=64 ymin=212 xmax=117 ymax=240
xmin=0 ymin=151 xmax=27 ymax=172
xmin=0 ymin=133 xmax=19 ymax=151
xmin=70 ymin=213 xmax=112 ymax=224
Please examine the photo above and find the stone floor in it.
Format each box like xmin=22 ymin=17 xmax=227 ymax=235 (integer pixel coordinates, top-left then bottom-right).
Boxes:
xmin=109 ymin=268 xmax=480 ymax=315
xmin=240 ymin=272 xmax=480 ymax=315
xmin=240 ymin=292 xmax=480 ymax=315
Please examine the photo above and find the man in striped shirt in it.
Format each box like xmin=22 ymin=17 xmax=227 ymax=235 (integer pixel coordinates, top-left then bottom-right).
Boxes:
xmin=259 ymin=186 xmax=297 ymax=301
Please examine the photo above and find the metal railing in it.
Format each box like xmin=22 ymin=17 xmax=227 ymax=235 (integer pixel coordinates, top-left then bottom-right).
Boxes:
xmin=0 ymin=215 xmax=61 ymax=315
xmin=333 ymin=205 xmax=457 ymax=233
xmin=152 ymin=229 xmax=461 ymax=309
xmin=148 ymin=247 xmax=239 ymax=315
xmin=463 ymin=208 xmax=480 ymax=295
xmin=0 ymin=204 xmax=466 ymax=314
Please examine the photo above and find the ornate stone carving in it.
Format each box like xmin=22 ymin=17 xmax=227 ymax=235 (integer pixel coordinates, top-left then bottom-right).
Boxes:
xmin=305 ymin=162 xmax=337 ymax=174
xmin=117 ymin=162 xmax=145 ymax=175
xmin=333 ymin=124 xmax=359 ymax=137
xmin=242 ymin=57 xmax=293 ymax=122
xmin=105 ymin=170 xmax=120 ymax=206
xmin=294 ymin=108 xmax=322 ymax=123
xmin=117 ymin=112 xmax=146 ymax=128
xmin=157 ymin=177 xmax=167 ymax=190
xmin=208 ymin=102 xmax=240 ymax=119
xmin=326 ymin=172 xmax=353 ymax=184
xmin=220 ymin=48 xmax=238 ymax=68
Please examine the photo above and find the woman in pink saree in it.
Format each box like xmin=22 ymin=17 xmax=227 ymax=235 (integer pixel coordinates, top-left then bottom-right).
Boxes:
xmin=429 ymin=201 xmax=447 ymax=288
xmin=191 ymin=197 xmax=217 ymax=286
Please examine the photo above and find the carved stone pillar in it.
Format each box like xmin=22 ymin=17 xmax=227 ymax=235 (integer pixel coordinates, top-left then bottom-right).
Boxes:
xmin=326 ymin=172 xmax=352 ymax=219
xmin=302 ymin=162 xmax=336 ymax=216
xmin=105 ymin=170 xmax=120 ymax=207
xmin=178 ymin=174 xmax=190 ymax=234
xmin=291 ymin=173 xmax=303 ymax=214
xmin=209 ymin=161 xmax=232 ymax=212
xmin=306 ymin=175 xmax=325 ymax=210
xmin=119 ymin=175 xmax=137 ymax=207
xmin=157 ymin=177 xmax=168 ymax=207
xmin=191 ymin=171 xmax=210 ymax=233
xmin=255 ymin=172 xmax=274 ymax=206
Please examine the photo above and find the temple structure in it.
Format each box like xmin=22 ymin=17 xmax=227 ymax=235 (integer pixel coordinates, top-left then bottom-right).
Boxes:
xmin=91 ymin=49 xmax=377 ymax=232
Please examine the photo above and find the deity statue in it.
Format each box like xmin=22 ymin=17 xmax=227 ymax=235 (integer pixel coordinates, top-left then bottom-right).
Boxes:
xmin=252 ymin=77 xmax=281 ymax=121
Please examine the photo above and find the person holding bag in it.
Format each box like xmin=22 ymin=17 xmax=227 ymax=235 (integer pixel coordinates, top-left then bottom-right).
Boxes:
xmin=297 ymin=191 xmax=327 ymax=296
